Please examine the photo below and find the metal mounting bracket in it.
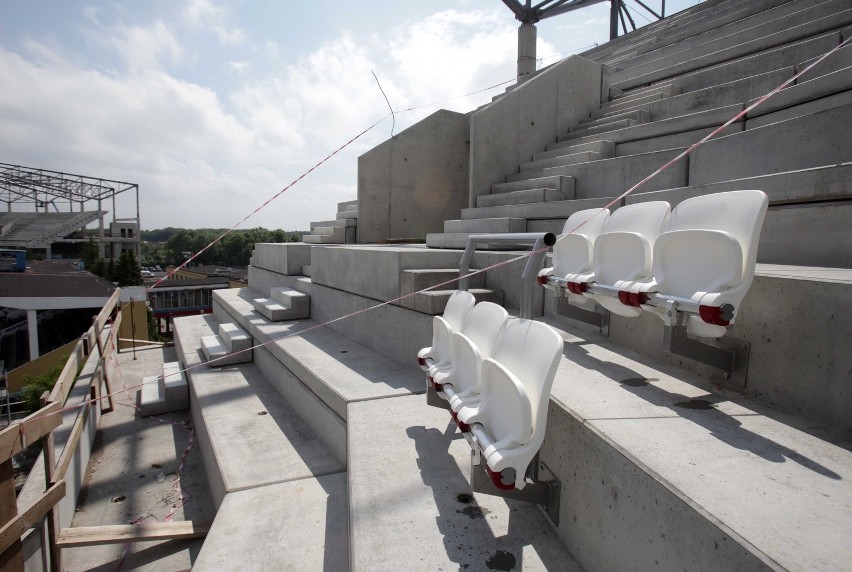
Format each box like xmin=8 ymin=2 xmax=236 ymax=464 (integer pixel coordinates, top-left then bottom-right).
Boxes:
xmin=469 ymin=451 xmax=561 ymax=526
xmin=555 ymin=297 xmax=610 ymax=336
xmin=426 ymin=381 xmax=452 ymax=411
xmin=664 ymin=312 xmax=750 ymax=388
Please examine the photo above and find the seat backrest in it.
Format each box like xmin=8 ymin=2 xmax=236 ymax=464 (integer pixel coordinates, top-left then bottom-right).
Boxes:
xmin=443 ymin=290 xmax=476 ymax=332
xmin=461 ymin=301 xmax=509 ymax=361
xmin=552 ymin=208 xmax=610 ymax=277
xmin=490 ymin=319 xmax=563 ymax=441
xmin=593 ymin=201 xmax=670 ymax=284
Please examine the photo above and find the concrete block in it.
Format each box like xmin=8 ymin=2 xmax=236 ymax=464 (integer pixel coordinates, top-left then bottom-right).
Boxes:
xmin=520 ymin=151 xmax=601 ymax=173
xmin=399 ymin=268 xmax=485 ymax=294
xmin=162 ymin=361 xmax=188 ymax=411
xmin=250 ymin=242 xmax=311 ymax=276
xmin=337 ymin=198 xmax=358 ymax=211
xmin=534 ymin=140 xmax=615 ymax=162
xmin=138 ymin=375 xmax=165 ymax=417
xmin=491 ymin=174 xmax=574 ymax=194
xmin=566 ymin=117 xmax=637 ymax=139
xmin=613 ymin=124 xmax=740 ymax=157
xmin=357 ymin=109 xmax=469 ymax=242
xmin=310 ymin=244 xmax=464 ymax=302
xmin=348 ymin=395 xmax=580 ymax=571
xmin=580 ymin=108 xmax=650 ymax=128
xmin=526 ymin=219 xmax=567 ymax=235
xmin=252 ymin=298 xmax=288 ymax=321
xmin=313 ymin=225 xmax=345 ymax=243
xmin=335 ymin=210 xmax=357 ymax=221
xmin=302 ymin=265 xmax=311 ymax=276
xmin=443 ymin=217 xmax=526 ymax=233
xmin=201 ymin=334 xmax=252 ymax=367
xmin=246 ymin=267 xmax=312 ymax=302
xmin=304 ymin=234 xmax=333 ymax=244
xmin=507 ymin=148 xmax=689 ymax=199
xmin=759 ymin=202 xmax=852 ymax=268
xmin=690 ymin=103 xmax=852 ymax=185
xmin=173 ymin=314 xmax=344 ymax=508
xmin=270 ymin=286 xmax=310 ymax=314
xmin=609 ymin=82 xmax=681 ymax=103
xmin=747 ymin=84 xmax=852 ymax=127
xmin=219 ymin=322 xmax=250 ymax=352
xmin=310 ymin=218 xmax=355 ymax=230
xmin=193 ymin=474 xmax=348 ymax=571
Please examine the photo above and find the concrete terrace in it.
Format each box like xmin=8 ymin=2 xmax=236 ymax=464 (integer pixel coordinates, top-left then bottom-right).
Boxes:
xmin=16 ymin=0 xmax=852 ymax=570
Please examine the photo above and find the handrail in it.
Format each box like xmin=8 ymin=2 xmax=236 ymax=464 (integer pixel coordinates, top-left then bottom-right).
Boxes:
xmin=459 ymin=232 xmax=556 ymax=320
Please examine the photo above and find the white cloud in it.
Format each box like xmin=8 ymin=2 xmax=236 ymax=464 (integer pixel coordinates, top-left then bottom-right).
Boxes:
xmin=184 ymin=0 xmax=246 ymax=45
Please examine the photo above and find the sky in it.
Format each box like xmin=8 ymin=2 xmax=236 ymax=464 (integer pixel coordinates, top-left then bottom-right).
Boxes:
xmin=0 ymin=0 xmax=702 ymax=231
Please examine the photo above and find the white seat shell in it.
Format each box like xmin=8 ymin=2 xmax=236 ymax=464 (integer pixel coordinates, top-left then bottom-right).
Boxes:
xmin=418 ymin=290 xmax=475 ymax=372
xmin=457 ymin=319 xmax=564 ymax=490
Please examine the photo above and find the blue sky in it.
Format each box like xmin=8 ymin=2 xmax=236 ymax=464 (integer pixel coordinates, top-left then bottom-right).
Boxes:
xmin=0 ymin=0 xmax=701 ymax=231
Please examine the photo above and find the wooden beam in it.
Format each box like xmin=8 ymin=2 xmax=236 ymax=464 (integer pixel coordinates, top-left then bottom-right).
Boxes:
xmin=53 ymin=403 xmax=90 ymax=483
xmin=0 ymin=480 xmax=65 ymax=556
xmin=0 ymin=401 xmax=62 ymax=461
xmin=93 ymin=290 xmax=120 ymax=334
xmin=0 ymin=460 xmax=23 ymax=571
xmin=48 ymin=342 xmax=84 ymax=404
xmin=56 ymin=521 xmax=211 ymax=548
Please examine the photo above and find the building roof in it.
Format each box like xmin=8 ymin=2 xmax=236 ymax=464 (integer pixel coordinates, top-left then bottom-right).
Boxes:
xmin=0 ymin=260 xmax=116 ymax=299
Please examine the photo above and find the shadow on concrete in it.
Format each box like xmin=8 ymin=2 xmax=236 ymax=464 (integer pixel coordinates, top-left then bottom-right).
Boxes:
xmin=564 ymin=341 xmax=842 ymax=480
xmin=80 ymin=538 xmax=203 ymax=572
xmin=406 ymin=420 xmax=572 ymax=571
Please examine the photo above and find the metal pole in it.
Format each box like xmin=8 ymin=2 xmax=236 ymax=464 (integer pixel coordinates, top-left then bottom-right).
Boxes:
xmin=610 ymin=0 xmax=619 ymax=39
xmin=130 ymin=298 xmax=137 ymax=360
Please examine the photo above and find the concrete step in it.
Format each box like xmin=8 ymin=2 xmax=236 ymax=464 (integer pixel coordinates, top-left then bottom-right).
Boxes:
xmin=313 ymin=225 xmax=345 ymax=243
xmin=745 ymin=63 xmax=852 ymax=123
xmin=443 ymin=217 xmax=526 ymax=234
xmin=462 ymin=196 xmax=612 ymax=222
xmin=491 ymin=174 xmax=574 ymax=195
xmin=194 ymin=473 xmax=348 ymax=571
xmin=201 ymin=333 xmax=253 ymax=367
xmin=612 ymin=7 xmax=852 ymax=91
xmin=270 ymin=286 xmax=310 ymax=316
xmin=303 ymin=234 xmax=335 ymax=244
xmin=400 ymin=268 xmax=485 ymax=293
xmin=310 ymin=218 xmax=356 ymax=230
xmin=626 ymin=162 xmax=852 ymax=268
xmin=212 ymin=287 xmax=425 ymax=424
xmin=476 ymin=187 xmax=571 ymax=208
xmin=566 ymin=118 xmax=637 ymax=139
xmin=608 ymin=81 xmax=681 ymax=103
xmin=506 ymin=148 xmax=689 ymax=199
xmin=534 ymin=140 xmax=615 ymax=162
xmin=528 ymin=310 xmax=852 ymax=571
xmin=348 ymin=394 xmax=582 ymax=570
xmin=251 ymin=242 xmax=311 ymax=276
xmin=301 ymin=264 xmax=311 ymax=277
xmin=138 ymin=375 xmax=165 ymax=417
xmin=426 ymin=232 xmax=533 ymax=250
xmin=520 ymin=151 xmax=602 ymax=173
xmin=578 ymin=109 xmax=650 ymax=129
xmin=555 ymin=103 xmax=744 ymax=151
xmin=252 ymin=291 xmax=311 ymax=321
xmin=172 ymin=313 xmax=345 ymax=508
xmin=336 ymin=209 xmax=358 ymax=220
xmin=399 ymin=288 xmax=504 ymax=315
xmin=337 ymin=199 xmax=358 ymax=211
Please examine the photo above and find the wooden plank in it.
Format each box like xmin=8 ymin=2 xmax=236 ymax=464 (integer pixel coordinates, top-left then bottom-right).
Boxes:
xmin=93 ymin=290 xmax=120 ymax=334
xmin=53 ymin=403 xmax=90 ymax=483
xmin=0 ymin=460 xmax=24 ymax=571
xmin=40 ymin=393 xmax=61 ymax=572
xmin=56 ymin=520 xmax=211 ymax=548
xmin=0 ymin=401 xmax=63 ymax=461
xmin=48 ymin=342 xmax=84 ymax=404
xmin=0 ymin=480 xmax=65 ymax=557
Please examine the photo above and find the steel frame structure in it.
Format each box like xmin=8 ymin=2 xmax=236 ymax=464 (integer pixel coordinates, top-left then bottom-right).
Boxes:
xmin=0 ymin=162 xmax=140 ymax=258
xmin=501 ymin=0 xmax=666 ymax=40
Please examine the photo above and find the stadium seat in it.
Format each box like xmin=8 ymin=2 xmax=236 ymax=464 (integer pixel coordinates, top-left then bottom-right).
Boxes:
xmin=537 ymin=208 xmax=609 ymax=305
xmin=456 ymin=319 xmax=564 ymax=490
xmin=418 ymin=290 xmax=476 ymax=372
xmin=637 ymin=190 xmax=768 ymax=337
xmin=431 ymin=302 xmax=508 ymax=408
xmin=582 ymin=201 xmax=671 ymax=317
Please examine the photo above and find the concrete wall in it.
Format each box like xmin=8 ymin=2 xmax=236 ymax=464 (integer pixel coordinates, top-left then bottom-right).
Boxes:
xmin=469 ymin=55 xmax=603 ymax=206
xmin=357 ymin=110 xmax=469 ymax=243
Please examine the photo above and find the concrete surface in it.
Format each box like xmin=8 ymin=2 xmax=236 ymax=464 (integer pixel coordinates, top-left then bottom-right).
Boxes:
xmin=251 ymin=242 xmax=311 ymax=276
xmin=537 ymin=314 xmax=852 ymax=571
xmin=211 ymin=288 xmax=425 ymax=421
xmin=173 ymin=314 xmax=344 ymax=508
xmin=193 ymin=473 xmax=348 ymax=571
xmin=357 ymin=109 xmax=469 ymax=243
xmin=62 ymin=345 xmax=215 ymax=572
xmin=348 ymin=394 xmax=582 ymax=571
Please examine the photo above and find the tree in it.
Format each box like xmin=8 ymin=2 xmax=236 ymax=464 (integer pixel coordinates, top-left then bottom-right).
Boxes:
xmin=81 ymin=237 xmax=99 ymax=270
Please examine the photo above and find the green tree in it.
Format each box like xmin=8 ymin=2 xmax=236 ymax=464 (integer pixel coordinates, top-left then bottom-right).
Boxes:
xmin=81 ymin=237 xmax=99 ymax=270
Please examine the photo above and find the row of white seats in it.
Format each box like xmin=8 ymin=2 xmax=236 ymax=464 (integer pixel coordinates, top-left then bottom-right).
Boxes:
xmin=537 ymin=190 xmax=768 ymax=338
xmin=418 ymin=293 xmax=564 ymax=491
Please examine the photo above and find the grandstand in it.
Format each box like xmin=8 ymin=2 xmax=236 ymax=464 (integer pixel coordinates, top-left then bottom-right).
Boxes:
xmin=0 ymin=163 xmax=140 ymax=259
xmin=14 ymin=0 xmax=852 ymax=570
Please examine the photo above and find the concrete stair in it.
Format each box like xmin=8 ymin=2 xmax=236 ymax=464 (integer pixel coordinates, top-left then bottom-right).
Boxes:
xmin=138 ymin=361 xmax=188 ymax=417
xmin=304 ymin=199 xmax=358 ymax=244
xmin=200 ymin=322 xmax=252 ymax=367
xmin=252 ymin=286 xmax=310 ymax=321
